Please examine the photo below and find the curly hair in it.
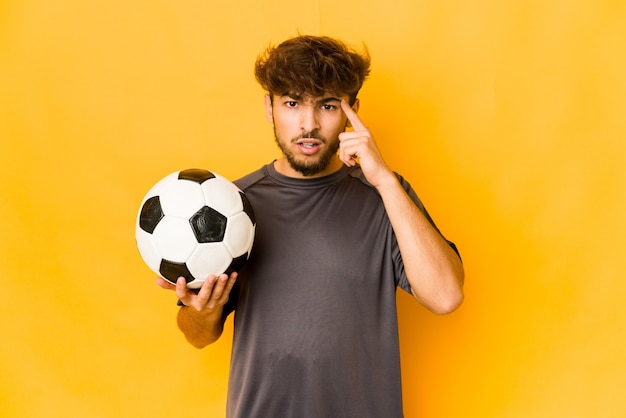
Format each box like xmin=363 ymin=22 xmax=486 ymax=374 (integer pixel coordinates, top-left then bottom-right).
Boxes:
xmin=254 ymin=35 xmax=371 ymax=105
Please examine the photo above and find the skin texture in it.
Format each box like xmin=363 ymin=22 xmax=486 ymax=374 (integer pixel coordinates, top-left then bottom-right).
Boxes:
xmin=156 ymin=94 xmax=464 ymax=348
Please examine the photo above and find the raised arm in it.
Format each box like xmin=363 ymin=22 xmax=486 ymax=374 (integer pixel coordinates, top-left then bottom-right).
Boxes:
xmin=339 ymin=100 xmax=464 ymax=314
xmin=156 ymin=273 xmax=237 ymax=348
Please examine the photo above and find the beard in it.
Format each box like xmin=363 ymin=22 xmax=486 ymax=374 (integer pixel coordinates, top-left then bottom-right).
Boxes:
xmin=274 ymin=129 xmax=340 ymax=177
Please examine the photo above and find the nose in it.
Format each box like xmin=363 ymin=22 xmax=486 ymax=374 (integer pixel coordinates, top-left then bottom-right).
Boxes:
xmin=299 ymin=106 xmax=320 ymax=133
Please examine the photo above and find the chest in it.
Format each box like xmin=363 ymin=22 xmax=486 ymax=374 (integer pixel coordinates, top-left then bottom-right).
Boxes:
xmin=252 ymin=183 xmax=389 ymax=263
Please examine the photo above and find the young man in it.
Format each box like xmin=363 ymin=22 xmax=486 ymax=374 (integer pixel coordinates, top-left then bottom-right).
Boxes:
xmin=156 ymin=35 xmax=464 ymax=417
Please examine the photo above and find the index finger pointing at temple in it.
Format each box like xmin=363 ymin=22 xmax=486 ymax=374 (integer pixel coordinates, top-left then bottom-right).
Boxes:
xmin=341 ymin=99 xmax=366 ymax=131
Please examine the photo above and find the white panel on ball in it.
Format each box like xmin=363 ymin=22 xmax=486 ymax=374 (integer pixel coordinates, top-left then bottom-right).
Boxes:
xmin=201 ymin=178 xmax=243 ymax=217
xmin=223 ymin=212 xmax=255 ymax=257
xmin=187 ymin=243 xmax=233 ymax=287
xmin=139 ymin=172 xmax=179 ymax=205
xmin=135 ymin=229 xmax=162 ymax=272
xmin=159 ymin=180 xmax=205 ymax=219
xmin=151 ymin=217 xmax=198 ymax=262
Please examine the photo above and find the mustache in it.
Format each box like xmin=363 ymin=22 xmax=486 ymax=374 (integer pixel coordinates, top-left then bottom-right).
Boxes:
xmin=293 ymin=131 xmax=325 ymax=142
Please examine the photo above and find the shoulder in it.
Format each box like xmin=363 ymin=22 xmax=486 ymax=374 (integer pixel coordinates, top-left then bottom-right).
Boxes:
xmin=234 ymin=165 xmax=270 ymax=191
xmin=350 ymin=166 xmax=429 ymax=215
xmin=348 ymin=166 xmax=412 ymax=193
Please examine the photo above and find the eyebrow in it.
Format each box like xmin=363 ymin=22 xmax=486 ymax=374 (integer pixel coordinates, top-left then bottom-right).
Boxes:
xmin=317 ymin=97 xmax=342 ymax=104
xmin=280 ymin=93 xmax=342 ymax=105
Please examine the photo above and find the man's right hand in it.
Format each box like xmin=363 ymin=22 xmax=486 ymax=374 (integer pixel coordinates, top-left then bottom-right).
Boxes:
xmin=156 ymin=272 xmax=237 ymax=312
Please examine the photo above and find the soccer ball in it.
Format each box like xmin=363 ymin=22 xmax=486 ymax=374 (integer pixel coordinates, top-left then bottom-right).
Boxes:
xmin=135 ymin=168 xmax=255 ymax=289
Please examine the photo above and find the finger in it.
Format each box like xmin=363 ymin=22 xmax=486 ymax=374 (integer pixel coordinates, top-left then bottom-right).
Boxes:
xmin=175 ymin=276 xmax=194 ymax=300
xmin=340 ymin=99 xmax=367 ymax=131
xmin=339 ymin=145 xmax=358 ymax=167
xmin=338 ymin=131 xmax=369 ymax=148
xmin=156 ymin=276 xmax=176 ymax=290
xmin=337 ymin=134 xmax=360 ymax=165
xmin=208 ymin=273 xmax=230 ymax=300
xmin=222 ymin=272 xmax=238 ymax=296
xmin=196 ymin=274 xmax=218 ymax=301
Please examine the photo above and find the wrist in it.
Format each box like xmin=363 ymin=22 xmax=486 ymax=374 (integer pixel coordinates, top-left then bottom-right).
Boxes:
xmin=178 ymin=303 xmax=223 ymax=323
xmin=372 ymin=169 xmax=398 ymax=191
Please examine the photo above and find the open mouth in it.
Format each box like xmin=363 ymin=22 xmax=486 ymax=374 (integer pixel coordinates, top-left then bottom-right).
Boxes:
xmin=296 ymin=140 xmax=322 ymax=155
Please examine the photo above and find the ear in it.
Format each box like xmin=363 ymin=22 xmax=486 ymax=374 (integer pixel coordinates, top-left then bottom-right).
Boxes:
xmin=264 ymin=94 xmax=273 ymax=123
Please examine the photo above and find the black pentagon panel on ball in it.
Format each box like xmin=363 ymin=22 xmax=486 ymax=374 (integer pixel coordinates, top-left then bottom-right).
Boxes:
xmin=190 ymin=206 xmax=227 ymax=243
xmin=178 ymin=168 xmax=216 ymax=184
xmin=160 ymin=260 xmax=194 ymax=284
xmin=240 ymin=192 xmax=256 ymax=225
xmin=225 ymin=253 xmax=249 ymax=275
xmin=139 ymin=196 xmax=164 ymax=234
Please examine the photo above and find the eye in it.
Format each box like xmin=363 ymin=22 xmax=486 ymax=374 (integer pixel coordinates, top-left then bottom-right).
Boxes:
xmin=285 ymin=101 xmax=298 ymax=108
xmin=321 ymin=104 xmax=336 ymax=111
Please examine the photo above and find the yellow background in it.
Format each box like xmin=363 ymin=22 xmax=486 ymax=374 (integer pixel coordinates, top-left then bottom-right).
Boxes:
xmin=2 ymin=0 xmax=625 ymax=417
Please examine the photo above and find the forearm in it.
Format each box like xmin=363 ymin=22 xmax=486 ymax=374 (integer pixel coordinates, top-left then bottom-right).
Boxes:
xmin=377 ymin=173 xmax=464 ymax=314
xmin=336 ymin=101 xmax=463 ymax=312
xmin=177 ymin=305 xmax=226 ymax=348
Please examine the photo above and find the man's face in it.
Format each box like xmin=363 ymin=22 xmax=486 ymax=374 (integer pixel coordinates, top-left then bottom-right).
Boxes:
xmin=266 ymin=93 xmax=356 ymax=177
